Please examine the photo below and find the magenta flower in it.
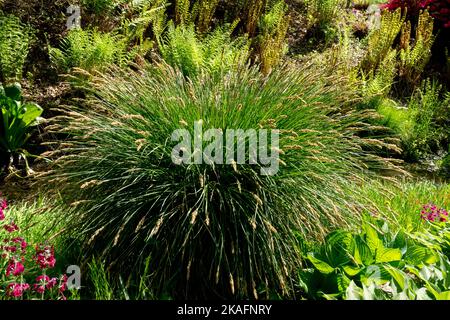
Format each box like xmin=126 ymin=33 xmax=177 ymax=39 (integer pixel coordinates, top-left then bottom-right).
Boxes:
xmin=421 ymin=203 xmax=448 ymax=222
xmin=4 ymin=222 xmax=19 ymax=233
xmin=35 ymin=245 xmax=56 ymax=269
xmin=6 ymin=260 xmax=25 ymax=277
xmin=6 ymin=283 xmax=30 ymax=298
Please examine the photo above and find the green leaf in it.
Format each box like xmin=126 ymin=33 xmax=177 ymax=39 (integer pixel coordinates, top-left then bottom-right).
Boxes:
xmin=437 ymin=291 xmax=450 ymax=300
xmin=4 ymin=83 xmax=22 ymax=101
xmin=405 ymin=245 xmax=437 ymax=265
xmin=384 ymin=265 xmax=407 ymax=290
xmin=363 ymin=223 xmax=384 ymax=253
xmin=21 ymin=102 xmax=43 ymax=126
xmin=342 ymin=265 xmax=362 ymax=277
xmin=376 ymin=247 xmax=402 ymax=263
xmin=307 ymin=253 xmax=335 ymax=274
xmin=354 ymin=236 xmax=375 ymax=266
xmin=337 ymin=273 xmax=351 ymax=293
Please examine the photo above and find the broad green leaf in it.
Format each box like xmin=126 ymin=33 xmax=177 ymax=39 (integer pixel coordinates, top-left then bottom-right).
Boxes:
xmin=343 ymin=265 xmax=362 ymax=277
xmin=337 ymin=273 xmax=351 ymax=293
xmin=405 ymin=245 xmax=437 ymax=265
xmin=354 ymin=236 xmax=375 ymax=265
xmin=384 ymin=265 xmax=406 ymax=290
xmin=363 ymin=223 xmax=383 ymax=253
xmin=376 ymin=247 xmax=402 ymax=263
xmin=307 ymin=253 xmax=335 ymax=274
xmin=21 ymin=103 xmax=43 ymax=126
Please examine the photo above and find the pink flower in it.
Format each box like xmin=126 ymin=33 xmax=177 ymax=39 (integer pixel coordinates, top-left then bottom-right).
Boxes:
xmin=59 ymin=274 xmax=68 ymax=293
xmin=35 ymin=245 xmax=56 ymax=269
xmin=7 ymin=283 xmax=30 ymax=298
xmin=4 ymin=222 xmax=19 ymax=233
xmin=6 ymin=260 xmax=25 ymax=277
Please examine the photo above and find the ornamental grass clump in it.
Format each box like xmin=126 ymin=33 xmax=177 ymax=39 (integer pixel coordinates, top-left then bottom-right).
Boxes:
xmin=42 ymin=62 xmax=404 ymax=299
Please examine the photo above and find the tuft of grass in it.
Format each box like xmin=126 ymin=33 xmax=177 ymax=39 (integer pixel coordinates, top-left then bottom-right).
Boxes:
xmin=42 ymin=62 xmax=404 ymax=298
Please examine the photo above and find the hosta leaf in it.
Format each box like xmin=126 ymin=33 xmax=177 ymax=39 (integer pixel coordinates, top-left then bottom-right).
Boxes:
xmin=337 ymin=273 xmax=351 ymax=294
xmin=376 ymin=247 xmax=402 ymax=263
xmin=343 ymin=265 xmax=362 ymax=277
xmin=21 ymin=103 xmax=43 ymax=126
xmin=363 ymin=223 xmax=383 ymax=253
xmin=307 ymin=253 xmax=335 ymax=274
xmin=324 ymin=230 xmax=354 ymax=267
xmin=354 ymin=236 xmax=375 ymax=265
xmin=384 ymin=265 xmax=407 ymax=290
xmin=4 ymin=83 xmax=22 ymax=101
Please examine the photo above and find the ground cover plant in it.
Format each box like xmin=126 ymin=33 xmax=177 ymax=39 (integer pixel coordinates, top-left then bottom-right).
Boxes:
xmin=0 ymin=0 xmax=448 ymax=301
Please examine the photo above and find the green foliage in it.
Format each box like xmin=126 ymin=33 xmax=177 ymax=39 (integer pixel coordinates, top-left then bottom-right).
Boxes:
xmin=363 ymin=48 xmax=398 ymax=98
xmin=120 ymin=0 xmax=169 ymax=55
xmin=81 ymin=0 xmax=122 ymax=15
xmin=245 ymin=0 xmax=266 ymax=36
xmin=357 ymin=180 xmax=450 ymax=232
xmin=175 ymin=0 xmax=191 ymax=25
xmin=403 ymin=80 xmax=450 ymax=161
xmin=258 ymin=0 xmax=289 ymax=74
xmin=49 ymin=28 xmax=131 ymax=74
xmin=299 ymin=216 xmax=450 ymax=300
xmin=0 ymin=14 xmax=31 ymax=83
xmin=305 ymin=0 xmax=346 ymax=28
xmin=192 ymin=0 xmax=220 ymax=33
xmin=88 ymin=259 xmax=115 ymax=300
xmin=398 ymin=10 xmax=435 ymax=94
xmin=43 ymin=62 xmax=402 ymax=298
xmin=159 ymin=22 xmax=250 ymax=77
xmin=361 ymin=8 xmax=405 ymax=73
xmin=0 ymin=83 xmax=43 ymax=171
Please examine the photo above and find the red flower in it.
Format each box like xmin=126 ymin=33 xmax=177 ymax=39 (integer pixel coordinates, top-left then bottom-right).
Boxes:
xmin=35 ymin=245 xmax=56 ymax=269
xmin=6 ymin=260 xmax=25 ymax=277
xmin=6 ymin=283 xmax=30 ymax=298
xmin=59 ymin=274 xmax=68 ymax=293
xmin=4 ymin=223 xmax=19 ymax=233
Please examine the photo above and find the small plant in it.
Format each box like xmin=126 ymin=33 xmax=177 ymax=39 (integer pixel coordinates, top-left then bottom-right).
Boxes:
xmin=245 ymin=0 xmax=266 ymax=36
xmin=305 ymin=0 xmax=345 ymax=29
xmin=49 ymin=28 xmax=131 ymax=74
xmin=361 ymin=8 xmax=405 ymax=73
xmin=398 ymin=10 xmax=435 ymax=93
xmin=159 ymin=21 xmax=250 ymax=77
xmin=0 ymin=83 xmax=43 ymax=173
xmin=81 ymin=0 xmax=122 ymax=15
xmin=0 ymin=14 xmax=31 ymax=83
xmin=404 ymin=80 xmax=450 ymax=161
xmin=258 ymin=0 xmax=289 ymax=74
